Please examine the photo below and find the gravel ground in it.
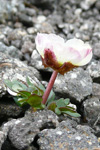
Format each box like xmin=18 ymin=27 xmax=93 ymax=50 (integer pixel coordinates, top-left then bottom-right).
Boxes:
xmin=0 ymin=0 xmax=100 ymax=149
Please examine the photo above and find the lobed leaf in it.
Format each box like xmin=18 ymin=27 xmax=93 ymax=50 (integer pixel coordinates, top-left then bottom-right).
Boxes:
xmin=27 ymin=94 xmax=44 ymax=109
xmin=59 ymin=107 xmax=81 ymax=117
xmin=55 ymin=107 xmax=61 ymax=115
xmin=47 ymin=102 xmax=57 ymax=112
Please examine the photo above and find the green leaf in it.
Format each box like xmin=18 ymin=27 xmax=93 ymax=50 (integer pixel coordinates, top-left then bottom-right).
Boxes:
xmin=56 ymin=98 xmax=70 ymax=108
xmin=38 ymin=83 xmax=45 ymax=91
xmin=27 ymin=94 xmax=44 ymax=109
xmin=47 ymin=102 xmax=57 ymax=112
xmin=14 ymin=97 xmax=28 ymax=106
xmin=4 ymin=79 xmax=12 ymax=89
xmin=66 ymin=105 xmax=75 ymax=110
xmin=35 ymin=86 xmax=44 ymax=96
xmin=56 ymin=98 xmax=66 ymax=108
xmin=59 ymin=107 xmax=81 ymax=118
xmin=47 ymin=90 xmax=55 ymax=104
xmin=26 ymin=87 xmax=36 ymax=93
xmin=12 ymin=80 xmax=27 ymax=90
xmin=18 ymin=91 xmax=31 ymax=98
xmin=55 ymin=107 xmax=61 ymax=115
xmin=26 ymin=77 xmax=33 ymax=87
xmin=64 ymin=98 xmax=70 ymax=105
xmin=12 ymin=84 xmax=23 ymax=92
xmin=4 ymin=79 xmax=28 ymax=92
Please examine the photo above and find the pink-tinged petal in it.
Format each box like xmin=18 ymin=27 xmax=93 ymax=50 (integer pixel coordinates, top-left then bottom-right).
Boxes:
xmin=60 ymin=38 xmax=92 ymax=66
xmin=56 ymin=46 xmax=82 ymax=65
xmin=35 ymin=33 xmax=48 ymax=57
xmin=65 ymin=38 xmax=84 ymax=52
xmin=74 ymin=49 xmax=92 ymax=66
xmin=65 ymin=38 xmax=91 ymax=58
xmin=35 ymin=33 xmax=64 ymax=57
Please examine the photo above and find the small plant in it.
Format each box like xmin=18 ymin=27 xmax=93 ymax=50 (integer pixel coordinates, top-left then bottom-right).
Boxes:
xmin=4 ymin=33 xmax=92 ymax=117
xmin=4 ymin=77 xmax=80 ymax=117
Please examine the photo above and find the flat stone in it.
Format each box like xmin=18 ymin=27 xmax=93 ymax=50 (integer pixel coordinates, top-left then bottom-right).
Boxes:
xmin=0 ymin=97 xmax=25 ymax=122
xmin=92 ymin=83 xmax=100 ymax=99
xmin=81 ymin=0 xmax=97 ymax=10
xmin=0 ymin=119 xmax=16 ymax=150
xmin=0 ymin=42 xmax=22 ymax=58
xmin=83 ymin=97 xmax=100 ymax=125
xmin=95 ymin=0 xmax=100 ymax=10
xmin=21 ymin=40 xmax=35 ymax=54
xmin=2 ymin=110 xmax=59 ymax=150
xmin=54 ymin=68 xmax=92 ymax=103
xmin=18 ymin=13 xmax=33 ymax=27
xmin=87 ymin=60 xmax=100 ymax=79
xmin=7 ymin=28 xmax=27 ymax=41
xmin=93 ymin=43 xmax=100 ymax=58
xmin=38 ymin=121 xmax=99 ymax=150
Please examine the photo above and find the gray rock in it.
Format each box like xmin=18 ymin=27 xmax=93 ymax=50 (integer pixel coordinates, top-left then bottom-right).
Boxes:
xmin=0 ymin=97 xmax=25 ymax=121
xmin=14 ymin=22 xmax=23 ymax=28
xmin=92 ymin=83 xmax=100 ymax=99
xmin=0 ymin=42 xmax=22 ymax=58
xmin=93 ymin=42 xmax=100 ymax=58
xmin=0 ymin=119 xmax=16 ymax=150
xmin=54 ymin=68 xmax=92 ymax=103
xmin=27 ymin=27 xmax=37 ymax=34
xmin=0 ymin=52 xmax=41 ymax=97
xmin=0 ymin=0 xmax=11 ymax=23
xmin=24 ymin=0 xmax=55 ymax=9
xmin=18 ymin=13 xmax=33 ymax=27
xmin=0 ymin=25 xmax=13 ymax=36
xmin=22 ymin=34 xmax=34 ymax=42
xmin=36 ymin=15 xmax=47 ymax=24
xmin=0 ymin=0 xmax=26 ymax=24
xmin=25 ymin=8 xmax=36 ymax=16
xmin=58 ymin=23 xmax=74 ymax=36
xmin=93 ymin=32 xmax=100 ymax=40
xmin=38 ymin=120 xmax=99 ymax=150
xmin=81 ymin=0 xmax=97 ymax=10
xmin=11 ymin=40 xmax=21 ymax=49
xmin=87 ymin=60 xmax=100 ymax=79
xmin=0 ymin=131 xmax=6 ymax=150
xmin=7 ymin=109 xmax=59 ymax=149
xmin=95 ymin=0 xmax=100 ymax=10
xmin=83 ymin=97 xmax=100 ymax=125
xmin=7 ymin=28 xmax=27 ymax=41
xmin=21 ymin=40 xmax=35 ymax=54
xmin=35 ymin=21 xmax=54 ymax=34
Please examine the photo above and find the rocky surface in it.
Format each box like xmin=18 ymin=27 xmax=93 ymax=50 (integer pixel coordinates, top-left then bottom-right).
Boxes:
xmin=1 ymin=110 xmax=59 ymax=150
xmin=38 ymin=122 xmax=99 ymax=150
xmin=0 ymin=0 xmax=100 ymax=149
xmin=54 ymin=68 xmax=92 ymax=103
xmin=82 ymin=97 xmax=100 ymax=125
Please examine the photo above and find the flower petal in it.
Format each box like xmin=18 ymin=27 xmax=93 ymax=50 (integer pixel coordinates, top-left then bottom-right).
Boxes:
xmin=74 ymin=49 xmax=92 ymax=66
xmin=35 ymin=33 xmax=64 ymax=57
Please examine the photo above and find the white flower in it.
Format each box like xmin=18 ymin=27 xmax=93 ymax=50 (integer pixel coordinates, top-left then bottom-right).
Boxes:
xmin=35 ymin=33 xmax=92 ymax=74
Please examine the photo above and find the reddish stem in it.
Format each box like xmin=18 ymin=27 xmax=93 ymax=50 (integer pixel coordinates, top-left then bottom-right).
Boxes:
xmin=42 ymin=71 xmax=58 ymax=104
